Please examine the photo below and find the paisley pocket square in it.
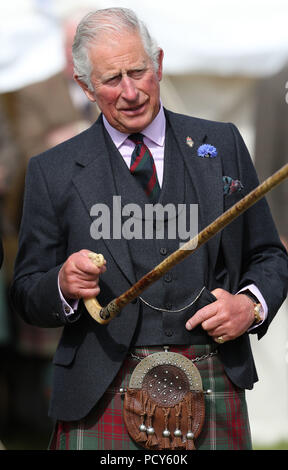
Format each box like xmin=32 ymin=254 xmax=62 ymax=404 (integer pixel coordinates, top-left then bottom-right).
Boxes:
xmin=223 ymin=176 xmax=243 ymax=195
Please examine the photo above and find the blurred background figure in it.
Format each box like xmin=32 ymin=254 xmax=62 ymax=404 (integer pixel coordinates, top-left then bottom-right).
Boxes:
xmin=0 ymin=0 xmax=287 ymax=449
xmin=62 ymin=8 xmax=100 ymax=126
xmin=0 ymin=0 xmax=98 ymax=448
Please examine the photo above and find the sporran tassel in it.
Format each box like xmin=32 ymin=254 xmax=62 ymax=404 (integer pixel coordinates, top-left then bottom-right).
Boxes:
xmin=184 ymin=394 xmax=196 ymax=449
xmin=185 ymin=436 xmax=196 ymax=450
xmin=135 ymin=390 xmax=149 ymax=443
xmin=173 ymin=403 xmax=185 ymax=449
xmin=161 ymin=408 xmax=171 ymax=449
xmin=145 ymin=400 xmax=158 ymax=448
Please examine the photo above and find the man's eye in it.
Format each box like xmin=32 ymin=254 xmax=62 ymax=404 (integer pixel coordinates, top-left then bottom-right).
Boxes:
xmin=105 ymin=75 xmax=121 ymax=86
xmin=129 ymin=69 xmax=146 ymax=79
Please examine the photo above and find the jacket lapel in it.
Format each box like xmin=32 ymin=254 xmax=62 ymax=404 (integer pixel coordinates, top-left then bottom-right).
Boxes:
xmin=71 ymin=117 xmax=136 ymax=286
xmin=165 ymin=110 xmax=223 ymax=270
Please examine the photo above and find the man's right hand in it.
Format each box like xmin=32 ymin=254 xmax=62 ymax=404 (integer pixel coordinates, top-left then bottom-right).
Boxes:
xmin=59 ymin=249 xmax=106 ymax=301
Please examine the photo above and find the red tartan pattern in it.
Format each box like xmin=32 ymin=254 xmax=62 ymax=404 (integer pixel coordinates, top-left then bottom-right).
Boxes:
xmin=49 ymin=345 xmax=252 ymax=450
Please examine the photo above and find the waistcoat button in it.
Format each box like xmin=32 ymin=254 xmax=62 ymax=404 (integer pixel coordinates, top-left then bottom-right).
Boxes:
xmin=164 ymin=273 xmax=172 ymax=283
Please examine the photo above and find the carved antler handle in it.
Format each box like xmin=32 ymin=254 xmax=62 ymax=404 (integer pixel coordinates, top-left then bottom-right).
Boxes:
xmin=83 ymin=253 xmax=111 ymax=324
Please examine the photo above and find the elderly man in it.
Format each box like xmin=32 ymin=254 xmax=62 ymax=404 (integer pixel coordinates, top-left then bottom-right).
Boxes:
xmin=11 ymin=8 xmax=288 ymax=450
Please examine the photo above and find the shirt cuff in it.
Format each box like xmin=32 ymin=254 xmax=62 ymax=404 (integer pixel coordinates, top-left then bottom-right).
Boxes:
xmin=237 ymin=283 xmax=268 ymax=330
xmin=57 ymin=275 xmax=79 ymax=316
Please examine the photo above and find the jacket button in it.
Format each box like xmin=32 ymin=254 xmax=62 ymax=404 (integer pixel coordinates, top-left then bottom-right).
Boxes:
xmin=160 ymin=247 xmax=167 ymax=255
xmin=165 ymin=329 xmax=173 ymax=337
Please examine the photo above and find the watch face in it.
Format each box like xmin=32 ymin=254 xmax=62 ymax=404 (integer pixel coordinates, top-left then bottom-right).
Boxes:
xmin=253 ymin=304 xmax=262 ymax=323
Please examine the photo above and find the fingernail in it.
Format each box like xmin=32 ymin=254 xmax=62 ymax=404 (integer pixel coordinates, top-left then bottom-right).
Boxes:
xmin=185 ymin=322 xmax=192 ymax=331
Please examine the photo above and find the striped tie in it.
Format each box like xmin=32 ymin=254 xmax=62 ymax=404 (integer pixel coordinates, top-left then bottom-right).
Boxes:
xmin=129 ymin=133 xmax=160 ymax=203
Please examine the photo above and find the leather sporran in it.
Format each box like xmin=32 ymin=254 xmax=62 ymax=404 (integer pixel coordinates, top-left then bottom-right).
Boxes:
xmin=123 ymin=351 xmax=205 ymax=450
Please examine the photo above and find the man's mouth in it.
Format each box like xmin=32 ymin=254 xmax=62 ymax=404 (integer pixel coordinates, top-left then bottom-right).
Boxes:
xmin=120 ymin=102 xmax=147 ymax=116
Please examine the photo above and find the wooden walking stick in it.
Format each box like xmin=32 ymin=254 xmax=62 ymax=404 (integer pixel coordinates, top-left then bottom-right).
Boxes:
xmin=84 ymin=163 xmax=288 ymax=324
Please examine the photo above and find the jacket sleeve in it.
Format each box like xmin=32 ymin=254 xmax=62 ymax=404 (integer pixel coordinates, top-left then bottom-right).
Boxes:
xmin=228 ymin=123 xmax=288 ymax=338
xmin=10 ymin=156 xmax=81 ymax=327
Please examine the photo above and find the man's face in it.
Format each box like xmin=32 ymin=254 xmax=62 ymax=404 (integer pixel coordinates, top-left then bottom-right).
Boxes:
xmin=75 ymin=31 xmax=163 ymax=134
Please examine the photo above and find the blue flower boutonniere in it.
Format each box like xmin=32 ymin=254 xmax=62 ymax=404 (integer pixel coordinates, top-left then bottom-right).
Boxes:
xmin=197 ymin=144 xmax=217 ymax=158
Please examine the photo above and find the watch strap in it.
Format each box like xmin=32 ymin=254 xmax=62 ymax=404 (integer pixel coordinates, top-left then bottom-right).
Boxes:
xmin=239 ymin=289 xmax=263 ymax=324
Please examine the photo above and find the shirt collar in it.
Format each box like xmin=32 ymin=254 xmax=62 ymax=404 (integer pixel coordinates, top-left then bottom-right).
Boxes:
xmin=102 ymin=103 xmax=165 ymax=149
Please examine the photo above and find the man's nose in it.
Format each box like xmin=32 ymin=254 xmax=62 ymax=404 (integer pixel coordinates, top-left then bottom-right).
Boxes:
xmin=121 ymin=76 xmax=138 ymax=100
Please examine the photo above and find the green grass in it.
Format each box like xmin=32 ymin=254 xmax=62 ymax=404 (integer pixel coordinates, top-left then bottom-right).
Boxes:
xmin=253 ymin=441 xmax=288 ymax=450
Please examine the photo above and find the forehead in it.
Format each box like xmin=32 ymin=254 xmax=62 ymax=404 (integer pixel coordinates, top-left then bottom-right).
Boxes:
xmin=88 ymin=31 xmax=151 ymax=77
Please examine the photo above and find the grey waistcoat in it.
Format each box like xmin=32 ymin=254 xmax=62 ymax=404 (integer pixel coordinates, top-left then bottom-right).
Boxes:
xmin=104 ymin=121 xmax=214 ymax=346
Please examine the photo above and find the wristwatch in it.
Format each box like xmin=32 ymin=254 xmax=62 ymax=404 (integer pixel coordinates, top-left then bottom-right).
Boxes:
xmin=239 ymin=290 xmax=263 ymax=324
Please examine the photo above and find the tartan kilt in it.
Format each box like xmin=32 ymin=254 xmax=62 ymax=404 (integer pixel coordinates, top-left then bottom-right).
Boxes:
xmin=49 ymin=344 xmax=252 ymax=450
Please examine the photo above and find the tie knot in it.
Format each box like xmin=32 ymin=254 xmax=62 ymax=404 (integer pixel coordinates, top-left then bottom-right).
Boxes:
xmin=128 ymin=133 xmax=144 ymax=145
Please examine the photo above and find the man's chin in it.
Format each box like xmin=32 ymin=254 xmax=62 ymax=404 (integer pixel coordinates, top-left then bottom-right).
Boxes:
xmin=116 ymin=113 xmax=154 ymax=134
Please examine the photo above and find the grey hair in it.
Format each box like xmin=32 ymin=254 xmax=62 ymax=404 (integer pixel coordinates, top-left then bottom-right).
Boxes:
xmin=72 ymin=8 xmax=160 ymax=90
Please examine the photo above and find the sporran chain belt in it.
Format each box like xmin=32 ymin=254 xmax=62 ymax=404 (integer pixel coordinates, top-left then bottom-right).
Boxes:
xmin=129 ymin=349 xmax=217 ymax=364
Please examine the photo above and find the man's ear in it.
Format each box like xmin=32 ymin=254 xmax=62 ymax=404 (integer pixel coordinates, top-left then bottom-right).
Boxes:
xmin=157 ymin=48 xmax=164 ymax=82
xmin=74 ymin=75 xmax=97 ymax=102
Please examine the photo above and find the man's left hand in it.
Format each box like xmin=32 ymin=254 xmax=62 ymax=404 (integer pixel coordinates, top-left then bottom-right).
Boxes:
xmin=185 ymin=288 xmax=255 ymax=343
